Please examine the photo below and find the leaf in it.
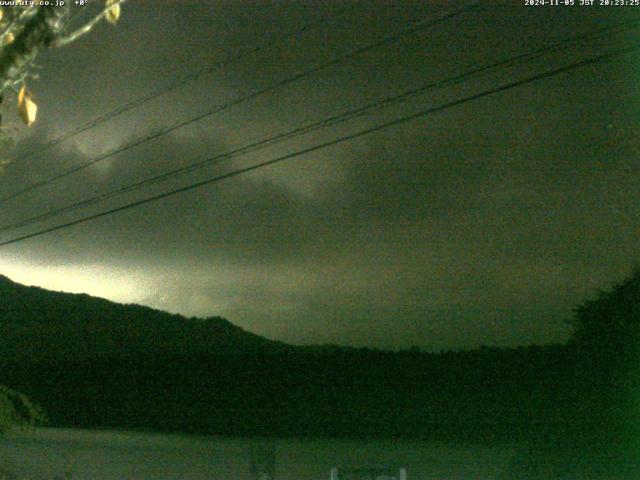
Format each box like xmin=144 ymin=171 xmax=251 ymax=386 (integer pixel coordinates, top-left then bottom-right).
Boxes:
xmin=4 ymin=32 xmax=14 ymax=46
xmin=105 ymin=0 xmax=120 ymax=25
xmin=17 ymin=86 xmax=37 ymax=127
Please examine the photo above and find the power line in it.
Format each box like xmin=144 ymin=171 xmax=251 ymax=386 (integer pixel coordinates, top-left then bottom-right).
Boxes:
xmin=0 ymin=45 xmax=634 ymax=248
xmin=1 ymin=0 xmax=478 ymax=203
xmin=9 ymin=1 xmax=365 ymax=165
xmin=1 ymin=20 xmax=636 ymax=234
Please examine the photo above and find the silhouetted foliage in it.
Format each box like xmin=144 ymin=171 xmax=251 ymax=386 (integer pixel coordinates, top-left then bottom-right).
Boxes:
xmin=0 ymin=270 xmax=636 ymax=454
xmin=567 ymin=269 xmax=640 ymax=439
xmin=502 ymin=270 xmax=640 ymax=479
xmin=0 ymin=385 xmax=45 ymax=433
xmin=569 ymin=268 xmax=640 ymax=355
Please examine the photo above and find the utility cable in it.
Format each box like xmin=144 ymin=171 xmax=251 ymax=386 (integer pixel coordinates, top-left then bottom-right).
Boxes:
xmin=0 ymin=44 xmax=633 ymax=247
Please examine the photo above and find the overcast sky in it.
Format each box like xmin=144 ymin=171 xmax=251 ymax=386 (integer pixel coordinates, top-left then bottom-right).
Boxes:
xmin=0 ymin=0 xmax=637 ymax=350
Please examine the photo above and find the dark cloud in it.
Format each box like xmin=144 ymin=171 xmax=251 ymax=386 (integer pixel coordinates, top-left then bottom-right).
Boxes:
xmin=0 ymin=1 xmax=637 ymax=350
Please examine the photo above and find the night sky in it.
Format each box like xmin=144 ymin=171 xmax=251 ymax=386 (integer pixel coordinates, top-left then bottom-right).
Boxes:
xmin=0 ymin=0 xmax=637 ymax=350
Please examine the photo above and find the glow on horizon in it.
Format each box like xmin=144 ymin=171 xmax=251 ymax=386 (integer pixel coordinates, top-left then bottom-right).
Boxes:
xmin=0 ymin=259 xmax=239 ymax=320
xmin=0 ymin=262 xmax=154 ymax=306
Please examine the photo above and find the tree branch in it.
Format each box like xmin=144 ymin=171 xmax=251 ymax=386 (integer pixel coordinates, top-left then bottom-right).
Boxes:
xmin=0 ymin=6 xmax=70 ymax=96
xmin=52 ymin=0 xmax=128 ymax=48
xmin=0 ymin=7 xmax=38 ymax=41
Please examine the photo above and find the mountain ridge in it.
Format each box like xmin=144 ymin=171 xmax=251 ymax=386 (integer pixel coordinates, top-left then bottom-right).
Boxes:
xmin=0 ymin=273 xmax=292 ymax=360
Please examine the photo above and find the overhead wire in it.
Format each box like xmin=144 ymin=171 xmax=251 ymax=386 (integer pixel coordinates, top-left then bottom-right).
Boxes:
xmin=0 ymin=19 xmax=637 ymax=234
xmin=0 ymin=0 xmax=478 ymax=201
xmin=9 ymin=0 xmax=366 ymax=165
xmin=0 ymin=44 xmax=635 ymax=247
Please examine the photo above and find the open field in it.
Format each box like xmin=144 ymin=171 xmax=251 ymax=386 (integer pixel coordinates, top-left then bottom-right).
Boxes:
xmin=0 ymin=428 xmax=519 ymax=480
